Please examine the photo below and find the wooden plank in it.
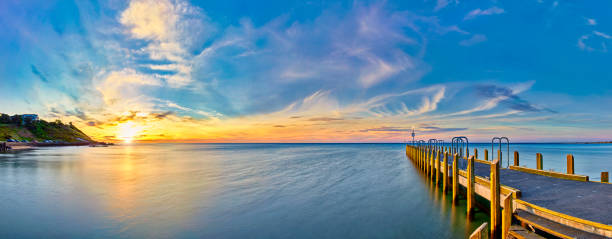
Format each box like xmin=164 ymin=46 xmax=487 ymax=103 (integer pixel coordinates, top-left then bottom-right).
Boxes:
xmin=508 ymin=166 xmax=589 ymax=182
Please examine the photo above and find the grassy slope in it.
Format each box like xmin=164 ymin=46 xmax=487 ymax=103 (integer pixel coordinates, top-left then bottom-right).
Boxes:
xmin=0 ymin=122 xmax=93 ymax=143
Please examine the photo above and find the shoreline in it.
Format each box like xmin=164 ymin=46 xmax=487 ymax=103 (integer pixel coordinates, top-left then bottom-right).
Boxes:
xmin=1 ymin=141 xmax=109 ymax=153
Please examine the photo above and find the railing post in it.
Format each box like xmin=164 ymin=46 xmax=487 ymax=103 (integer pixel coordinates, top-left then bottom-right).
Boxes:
xmin=513 ymin=151 xmax=519 ymax=166
xmin=490 ymin=156 xmax=501 ymax=239
xmin=474 ymin=148 xmax=478 ymax=159
xmin=602 ymin=172 xmax=609 ymax=183
xmin=467 ymin=155 xmax=475 ymax=218
xmin=452 ymin=153 xmax=458 ymax=203
xmin=484 ymin=149 xmax=489 ymax=161
xmin=566 ymin=154 xmax=574 ymax=174
xmin=443 ymin=152 xmax=449 ymax=193
xmin=536 ymin=153 xmax=543 ymax=170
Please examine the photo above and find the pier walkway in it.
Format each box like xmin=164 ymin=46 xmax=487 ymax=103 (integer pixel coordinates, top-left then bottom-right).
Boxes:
xmin=405 ymin=145 xmax=611 ymax=239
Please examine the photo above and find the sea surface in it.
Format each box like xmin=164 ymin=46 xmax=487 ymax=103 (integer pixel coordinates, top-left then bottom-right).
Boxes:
xmin=0 ymin=143 xmax=610 ymax=238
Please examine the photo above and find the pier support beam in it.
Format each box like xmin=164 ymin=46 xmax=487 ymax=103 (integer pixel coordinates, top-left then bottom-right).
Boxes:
xmin=452 ymin=153 xmax=458 ymax=203
xmin=474 ymin=148 xmax=478 ymax=159
xmin=467 ymin=155 xmax=475 ymax=218
xmin=514 ymin=151 xmax=519 ymax=166
xmin=536 ymin=153 xmax=543 ymax=170
xmin=484 ymin=149 xmax=489 ymax=161
xmin=567 ymin=154 xmax=574 ymax=174
xmin=490 ymin=152 xmax=501 ymax=239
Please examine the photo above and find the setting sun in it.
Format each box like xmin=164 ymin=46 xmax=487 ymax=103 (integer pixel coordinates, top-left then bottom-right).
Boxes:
xmin=117 ymin=121 xmax=142 ymax=143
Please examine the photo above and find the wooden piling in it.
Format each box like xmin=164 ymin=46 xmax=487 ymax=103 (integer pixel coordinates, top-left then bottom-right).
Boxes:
xmin=490 ymin=153 xmax=501 ymax=239
xmin=443 ymin=152 xmax=449 ymax=193
xmin=427 ymin=149 xmax=431 ymax=178
xmin=435 ymin=151 xmax=440 ymax=185
xmin=452 ymin=153 xmax=458 ymax=203
xmin=474 ymin=148 xmax=478 ymax=159
xmin=567 ymin=154 xmax=574 ymax=174
xmin=602 ymin=172 xmax=609 ymax=183
xmin=467 ymin=155 xmax=475 ymax=218
xmin=484 ymin=149 xmax=489 ymax=161
xmin=536 ymin=153 xmax=543 ymax=170
xmin=514 ymin=151 xmax=519 ymax=166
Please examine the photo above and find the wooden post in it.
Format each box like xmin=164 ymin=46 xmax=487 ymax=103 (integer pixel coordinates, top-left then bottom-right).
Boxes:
xmin=474 ymin=148 xmax=478 ymax=159
xmin=602 ymin=172 xmax=609 ymax=183
xmin=431 ymin=150 xmax=435 ymax=180
xmin=490 ymin=156 xmax=501 ymax=239
xmin=436 ymin=151 xmax=440 ymax=185
xmin=513 ymin=151 xmax=519 ymax=166
xmin=467 ymin=155 xmax=475 ymax=218
xmin=427 ymin=149 xmax=431 ymax=178
xmin=429 ymin=149 xmax=433 ymax=177
xmin=443 ymin=152 xmax=449 ymax=193
xmin=484 ymin=149 xmax=489 ymax=161
xmin=501 ymin=194 xmax=513 ymax=239
xmin=452 ymin=153 xmax=458 ymax=203
xmin=536 ymin=153 xmax=543 ymax=170
xmin=566 ymin=154 xmax=574 ymax=174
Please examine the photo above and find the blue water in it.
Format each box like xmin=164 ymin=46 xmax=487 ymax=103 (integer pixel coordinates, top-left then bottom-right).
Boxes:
xmin=0 ymin=143 xmax=609 ymax=238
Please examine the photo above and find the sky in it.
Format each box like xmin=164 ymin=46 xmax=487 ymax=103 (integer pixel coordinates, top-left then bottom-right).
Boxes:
xmin=0 ymin=0 xmax=611 ymax=143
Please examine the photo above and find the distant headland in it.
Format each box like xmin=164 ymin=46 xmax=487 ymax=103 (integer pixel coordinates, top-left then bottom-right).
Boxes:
xmin=0 ymin=113 xmax=111 ymax=152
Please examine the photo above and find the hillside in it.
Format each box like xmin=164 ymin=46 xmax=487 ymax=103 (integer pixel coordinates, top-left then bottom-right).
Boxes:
xmin=0 ymin=114 xmax=93 ymax=143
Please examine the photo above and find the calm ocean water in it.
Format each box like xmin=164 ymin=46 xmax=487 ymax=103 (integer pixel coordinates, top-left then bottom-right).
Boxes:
xmin=0 ymin=143 xmax=610 ymax=238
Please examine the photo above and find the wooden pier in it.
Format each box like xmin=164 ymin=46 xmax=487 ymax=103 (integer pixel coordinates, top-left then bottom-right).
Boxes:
xmin=405 ymin=145 xmax=611 ymax=239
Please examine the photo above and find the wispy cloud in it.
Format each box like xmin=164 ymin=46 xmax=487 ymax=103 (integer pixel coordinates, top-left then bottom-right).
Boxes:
xmin=578 ymin=31 xmax=611 ymax=52
xmin=459 ymin=34 xmax=487 ymax=46
xmin=587 ymin=18 xmax=597 ymax=26
xmin=464 ymin=7 xmax=505 ymax=20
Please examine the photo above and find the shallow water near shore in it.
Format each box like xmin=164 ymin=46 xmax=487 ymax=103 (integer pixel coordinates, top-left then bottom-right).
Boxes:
xmin=0 ymin=143 xmax=609 ymax=238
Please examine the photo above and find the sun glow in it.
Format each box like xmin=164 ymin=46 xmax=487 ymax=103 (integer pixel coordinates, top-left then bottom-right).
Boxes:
xmin=117 ymin=121 xmax=143 ymax=143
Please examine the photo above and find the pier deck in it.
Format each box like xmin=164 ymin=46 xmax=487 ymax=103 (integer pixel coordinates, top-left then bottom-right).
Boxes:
xmin=405 ymin=145 xmax=612 ymax=238
xmin=459 ymin=157 xmax=612 ymax=225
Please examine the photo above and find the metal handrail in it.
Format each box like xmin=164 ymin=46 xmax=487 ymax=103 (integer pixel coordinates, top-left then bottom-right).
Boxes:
xmin=492 ymin=137 xmax=510 ymax=168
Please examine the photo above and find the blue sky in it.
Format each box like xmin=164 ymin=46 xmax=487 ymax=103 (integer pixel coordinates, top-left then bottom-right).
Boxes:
xmin=0 ymin=0 xmax=611 ymax=142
